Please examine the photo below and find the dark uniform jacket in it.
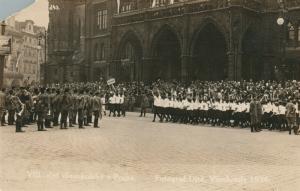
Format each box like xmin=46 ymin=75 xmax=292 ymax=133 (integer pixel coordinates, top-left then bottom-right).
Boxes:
xmin=92 ymin=96 xmax=102 ymax=112
xmin=59 ymin=93 xmax=71 ymax=112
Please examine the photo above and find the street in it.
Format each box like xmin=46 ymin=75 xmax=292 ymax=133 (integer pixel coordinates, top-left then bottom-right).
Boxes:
xmin=1 ymin=112 xmax=300 ymax=191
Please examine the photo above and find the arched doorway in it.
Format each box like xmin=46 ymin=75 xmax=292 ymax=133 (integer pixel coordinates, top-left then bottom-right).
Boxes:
xmin=151 ymin=26 xmax=181 ymax=80
xmin=191 ymin=23 xmax=228 ymax=81
xmin=117 ymin=32 xmax=143 ymax=82
xmin=242 ymin=28 xmax=261 ymax=80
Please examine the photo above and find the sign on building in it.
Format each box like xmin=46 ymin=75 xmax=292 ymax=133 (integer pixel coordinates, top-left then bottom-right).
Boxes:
xmin=107 ymin=78 xmax=116 ymax=85
xmin=0 ymin=36 xmax=12 ymax=55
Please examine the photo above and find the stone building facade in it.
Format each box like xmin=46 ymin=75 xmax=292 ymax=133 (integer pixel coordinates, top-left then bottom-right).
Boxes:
xmin=3 ymin=17 xmax=46 ymax=87
xmin=46 ymin=0 xmax=300 ymax=83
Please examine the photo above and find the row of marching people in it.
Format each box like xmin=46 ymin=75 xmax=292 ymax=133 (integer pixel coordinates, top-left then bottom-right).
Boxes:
xmin=0 ymin=87 xmax=104 ymax=133
xmin=152 ymin=93 xmax=300 ymax=135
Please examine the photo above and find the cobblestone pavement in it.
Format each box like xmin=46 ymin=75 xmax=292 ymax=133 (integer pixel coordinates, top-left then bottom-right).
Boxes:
xmin=1 ymin=112 xmax=300 ymax=191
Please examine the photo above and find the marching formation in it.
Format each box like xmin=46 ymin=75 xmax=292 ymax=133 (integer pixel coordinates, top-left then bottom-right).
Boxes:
xmin=0 ymin=79 xmax=299 ymax=135
xmin=150 ymin=80 xmax=300 ymax=135
xmin=0 ymin=87 xmax=103 ymax=132
xmin=152 ymin=93 xmax=299 ymax=134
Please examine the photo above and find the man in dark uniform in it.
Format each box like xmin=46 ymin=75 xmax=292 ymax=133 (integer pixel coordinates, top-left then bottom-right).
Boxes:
xmin=77 ymin=89 xmax=85 ymax=129
xmin=59 ymin=88 xmax=71 ymax=129
xmin=249 ymin=96 xmax=262 ymax=132
xmin=52 ymin=89 xmax=61 ymax=126
xmin=19 ymin=88 xmax=32 ymax=127
xmin=82 ymin=90 xmax=89 ymax=126
xmin=286 ymin=99 xmax=298 ymax=135
xmin=92 ymin=92 xmax=102 ymax=128
xmin=35 ymin=94 xmax=47 ymax=131
xmin=85 ymin=91 xmax=93 ymax=125
xmin=7 ymin=90 xmax=17 ymax=125
xmin=44 ymin=88 xmax=53 ymax=128
xmin=68 ymin=89 xmax=78 ymax=127
xmin=15 ymin=100 xmax=25 ymax=133
xmin=140 ymin=93 xmax=149 ymax=117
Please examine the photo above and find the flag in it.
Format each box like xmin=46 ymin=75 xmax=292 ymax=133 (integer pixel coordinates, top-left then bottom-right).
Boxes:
xmin=16 ymin=51 xmax=22 ymax=71
xmin=4 ymin=54 xmax=11 ymax=68
xmin=152 ymin=0 xmax=156 ymax=8
xmin=117 ymin=0 xmax=120 ymax=13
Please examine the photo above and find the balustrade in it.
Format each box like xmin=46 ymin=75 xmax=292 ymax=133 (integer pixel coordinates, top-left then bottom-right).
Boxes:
xmin=114 ymin=0 xmax=262 ymax=25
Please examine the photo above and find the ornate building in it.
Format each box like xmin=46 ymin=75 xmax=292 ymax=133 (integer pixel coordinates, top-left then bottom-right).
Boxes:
xmin=46 ymin=0 xmax=300 ymax=83
xmin=3 ymin=17 xmax=46 ymax=87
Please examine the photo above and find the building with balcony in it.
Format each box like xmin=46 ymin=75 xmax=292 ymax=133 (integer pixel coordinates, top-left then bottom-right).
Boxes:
xmin=46 ymin=0 xmax=300 ymax=83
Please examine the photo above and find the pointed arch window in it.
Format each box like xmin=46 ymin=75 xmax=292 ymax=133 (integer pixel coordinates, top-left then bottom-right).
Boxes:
xmin=94 ymin=43 xmax=99 ymax=61
xmin=99 ymin=43 xmax=105 ymax=60
xmin=288 ymin=22 xmax=295 ymax=41
xmin=298 ymin=25 xmax=300 ymax=42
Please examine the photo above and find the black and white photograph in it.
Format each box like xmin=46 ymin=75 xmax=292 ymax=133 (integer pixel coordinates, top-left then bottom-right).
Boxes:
xmin=0 ymin=0 xmax=300 ymax=190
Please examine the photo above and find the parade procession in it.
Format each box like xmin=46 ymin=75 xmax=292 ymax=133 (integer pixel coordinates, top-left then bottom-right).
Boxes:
xmin=0 ymin=79 xmax=300 ymax=135
xmin=3 ymin=1 xmax=300 ymax=191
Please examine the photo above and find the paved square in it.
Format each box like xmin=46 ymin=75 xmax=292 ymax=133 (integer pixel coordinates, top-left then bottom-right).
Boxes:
xmin=1 ymin=113 xmax=300 ymax=191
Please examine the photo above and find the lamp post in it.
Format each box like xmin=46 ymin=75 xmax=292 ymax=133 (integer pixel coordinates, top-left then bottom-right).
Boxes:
xmin=276 ymin=0 xmax=288 ymax=80
xmin=38 ymin=30 xmax=47 ymax=85
xmin=0 ymin=21 xmax=7 ymax=88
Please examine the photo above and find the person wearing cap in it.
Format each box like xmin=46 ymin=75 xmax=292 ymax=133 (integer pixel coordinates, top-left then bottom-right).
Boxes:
xmin=36 ymin=88 xmax=47 ymax=131
xmin=249 ymin=96 xmax=262 ymax=132
xmin=68 ymin=89 xmax=78 ymax=127
xmin=92 ymin=92 xmax=102 ymax=128
xmin=15 ymin=100 xmax=25 ymax=133
xmin=286 ymin=99 xmax=298 ymax=135
xmin=59 ymin=89 xmax=71 ymax=129
xmin=52 ymin=89 xmax=61 ymax=126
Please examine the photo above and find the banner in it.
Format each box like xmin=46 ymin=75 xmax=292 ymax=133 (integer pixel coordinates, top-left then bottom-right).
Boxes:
xmin=0 ymin=36 xmax=12 ymax=55
xmin=16 ymin=51 xmax=22 ymax=71
xmin=152 ymin=0 xmax=156 ymax=8
xmin=107 ymin=78 xmax=116 ymax=86
xmin=117 ymin=0 xmax=120 ymax=13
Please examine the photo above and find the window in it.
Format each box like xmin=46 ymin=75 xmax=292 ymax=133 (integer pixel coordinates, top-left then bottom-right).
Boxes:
xmin=100 ymin=43 xmax=105 ymax=60
xmin=97 ymin=9 xmax=108 ymax=30
xmin=120 ymin=0 xmax=137 ymax=12
xmin=94 ymin=43 xmax=99 ymax=60
xmin=152 ymin=0 xmax=167 ymax=7
xmin=78 ymin=18 xmax=81 ymax=41
xmin=288 ymin=22 xmax=295 ymax=41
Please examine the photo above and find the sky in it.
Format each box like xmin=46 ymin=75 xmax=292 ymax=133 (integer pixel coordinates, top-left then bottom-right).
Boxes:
xmin=0 ymin=0 xmax=49 ymax=27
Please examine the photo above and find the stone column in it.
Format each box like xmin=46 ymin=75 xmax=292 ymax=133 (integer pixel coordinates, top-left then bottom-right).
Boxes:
xmin=181 ymin=54 xmax=190 ymax=81
xmin=227 ymin=50 xmax=235 ymax=80
xmin=142 ymin=57 xmax=155 ymax=82
xmin=236 ymin=48 xmax=243 ymax=80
